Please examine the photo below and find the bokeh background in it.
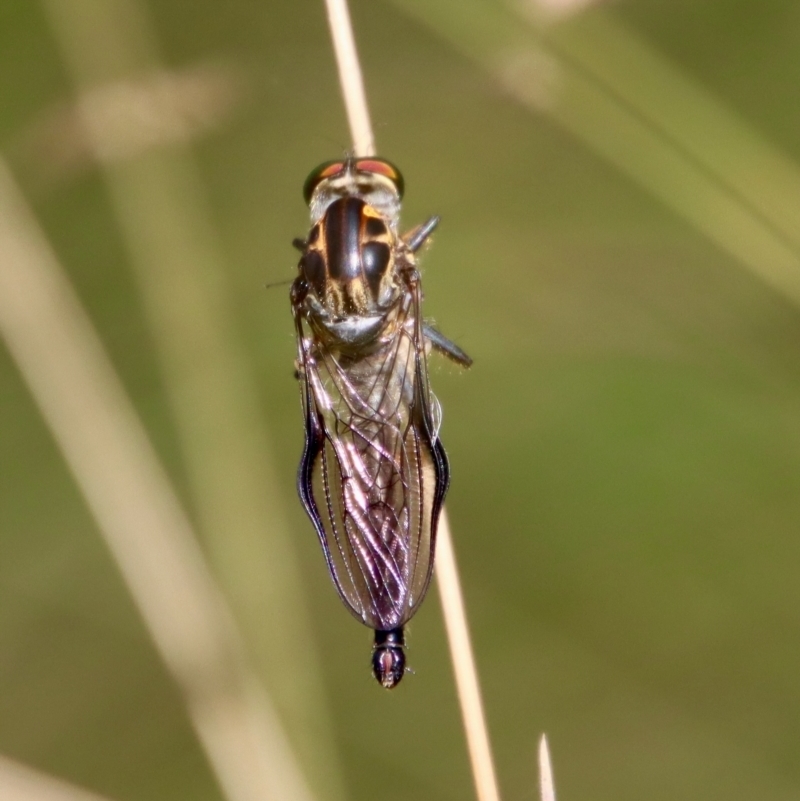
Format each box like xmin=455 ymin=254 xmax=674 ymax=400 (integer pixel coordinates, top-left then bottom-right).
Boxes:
xmin=3 ymin=0 xmax=800 ymax=800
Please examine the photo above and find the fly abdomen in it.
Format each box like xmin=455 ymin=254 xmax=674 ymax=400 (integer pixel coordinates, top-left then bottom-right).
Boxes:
xmin=372 ymin=627 xmax=406 ymax=689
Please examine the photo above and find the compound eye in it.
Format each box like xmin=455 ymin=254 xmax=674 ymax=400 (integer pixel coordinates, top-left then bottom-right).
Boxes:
xmin=355 ymin=158 xmax=405 ymax=198
xmin=303 ymin=161 xmax=345 ymax=205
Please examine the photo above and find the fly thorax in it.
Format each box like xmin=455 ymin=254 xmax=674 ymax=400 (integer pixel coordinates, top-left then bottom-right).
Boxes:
xmin=299 ymin=197 xmax=400 ymax=344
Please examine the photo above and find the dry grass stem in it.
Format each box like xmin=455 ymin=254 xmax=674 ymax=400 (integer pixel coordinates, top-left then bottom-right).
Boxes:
xmin=0 ymin=756 xmax=115 ymax=801
xmin=324 ymin=2 xmax=501 ymax=798
xmin=324 ymin=0 xmax=376 ymax=156
xmin=436 ymin=513 xmax=501 ymax=801
xmin=538 ymin=734 xmax=556 ymax=801
xmin=0 ymin=157 xmax=315 ymax=801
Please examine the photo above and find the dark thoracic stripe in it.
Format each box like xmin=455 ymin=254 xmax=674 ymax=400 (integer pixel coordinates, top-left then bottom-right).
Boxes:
xmin=326 ymin=197 xmax=363 ymax=283
xmin=362 ymin=242 xmax=390 ymax=298
xmin=365 ymin=216 xmax=387 ymax=237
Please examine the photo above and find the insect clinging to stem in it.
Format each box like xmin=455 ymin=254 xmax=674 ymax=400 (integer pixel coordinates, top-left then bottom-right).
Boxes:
xmin=291 ymin=156 xmax=471 ymax=688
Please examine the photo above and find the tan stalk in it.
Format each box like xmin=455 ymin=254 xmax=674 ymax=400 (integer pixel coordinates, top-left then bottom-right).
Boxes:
xmin=0 ymin=157 xmax=316 ymax=801
xmin=436 ymin=513 xmax=502 ymax=801
xmin=0 ymin=756 xmax=115 ymax=801
xmin=538 ymin=734 xmax=556 ymax=801
xmin=324 ymin=0 xmax=376 ymax=156
xmin=323 ymin=4 xmax=501 ymax=801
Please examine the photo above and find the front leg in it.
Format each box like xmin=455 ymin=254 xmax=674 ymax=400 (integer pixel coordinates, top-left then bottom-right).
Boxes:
xmin=403 ymin=216 xmax=440 ymax=253
xmin=423 ymin=324 xmax=472 ymax=368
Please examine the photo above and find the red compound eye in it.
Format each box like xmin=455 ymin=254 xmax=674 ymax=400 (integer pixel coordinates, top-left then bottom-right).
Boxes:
xmin=302 ymin=160 xmax=346 ymax=205
xmin=302 ymin=157 xmax=405 ymax=205
xmin=354 ymin=158 xmax=404 ymax=198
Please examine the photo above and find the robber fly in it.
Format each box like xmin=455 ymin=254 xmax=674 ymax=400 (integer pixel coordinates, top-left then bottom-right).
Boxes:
xmin=291 ymin=156 xmax=471 ymax=689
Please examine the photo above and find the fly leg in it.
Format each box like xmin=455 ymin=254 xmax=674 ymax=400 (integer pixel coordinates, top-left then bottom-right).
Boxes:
xmin=423 ymin=324 xmax=473 ymax=368
xmin=403 ymin=216 xmax=440 ymax=253
xmin=400 ymin=217 xmax=472 ymax=367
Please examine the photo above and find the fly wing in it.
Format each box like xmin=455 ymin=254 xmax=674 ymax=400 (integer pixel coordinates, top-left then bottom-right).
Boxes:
xmin=296 ymin=302 xmax=448 ymax=631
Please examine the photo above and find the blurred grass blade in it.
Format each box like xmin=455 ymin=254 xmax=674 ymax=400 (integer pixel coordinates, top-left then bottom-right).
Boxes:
xmin=0 ymin=157 xmax=316 ymax=801
xmin=437 ymin=513 xmax=501 ymax=801
xmin=40 ymin=2 xmax=345 ymax=795
xmin=518 ymin=6 xmax=800 ymax=250
xmin=538 ymin=735 xmax=556 ymax=801
xmin=528 ymin=0 xmax=603 ymax=21
xmin=0 ymin=756 xmax=115 ymax=801
xmin=8 ymin=61 xmax=247 ymax=194
xmin=389 ymin=0 xmax=800 ymax=308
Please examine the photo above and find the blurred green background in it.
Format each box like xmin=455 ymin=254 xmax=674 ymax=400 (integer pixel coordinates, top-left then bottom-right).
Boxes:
xmin=3 ymin=0 xmax=800 ymax=800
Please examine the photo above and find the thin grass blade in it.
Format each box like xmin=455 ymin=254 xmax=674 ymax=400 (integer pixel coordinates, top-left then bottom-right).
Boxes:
xmin=0 ymin=156 xmax=315 ymax=801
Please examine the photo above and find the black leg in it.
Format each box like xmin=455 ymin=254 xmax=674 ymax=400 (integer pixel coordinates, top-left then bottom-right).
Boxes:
xmin=404 ymin=216 xmax=440 ymax=253
xmin=423 ymin=324 xmax=473 ymax=368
